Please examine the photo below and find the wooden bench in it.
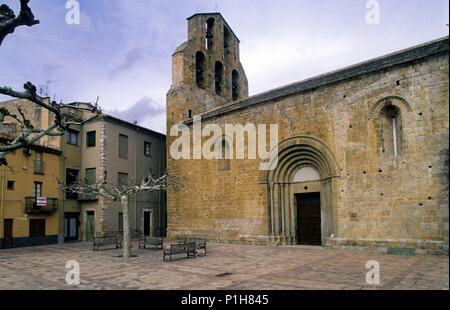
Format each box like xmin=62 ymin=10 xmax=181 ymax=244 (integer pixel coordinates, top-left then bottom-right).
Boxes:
xmin=163 ymin=241 xmax=196 ymax=262
xmin=93 ymin=234 xmax=122 ymax=251
xmin=186 ymin=237 xmax=207 ymax=255
xmin=138 ymin=237 xmax=164 ymax=250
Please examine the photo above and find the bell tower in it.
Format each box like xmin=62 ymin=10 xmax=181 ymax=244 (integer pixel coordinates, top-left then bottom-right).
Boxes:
xmin=167 ymin=13 xmax=248 ymax=127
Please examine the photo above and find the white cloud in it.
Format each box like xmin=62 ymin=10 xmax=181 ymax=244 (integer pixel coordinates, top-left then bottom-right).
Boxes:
xmin=241 ymin=35 xmax=357 ymax=95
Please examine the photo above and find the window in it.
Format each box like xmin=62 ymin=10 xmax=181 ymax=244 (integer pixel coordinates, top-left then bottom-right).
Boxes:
xmin=29 ymin=219 xmax=46 ymax=237
xmin=118 ymin=213 xmax=123 ymax=232
xmin=85 ymin=168 xmax=96 ymax=185
xmin=144 ymin=142 xmax=152 ymax=157
xmin=119 ymin=134 xmax=128 ymax=159
xmin=35 ymin=151 xmax=42 ymax=162
xmin=33 ymin=182 xmax=42 ymax=198
xmin=65 ymin=169 xmax=79 ymax=200
xmin=86 ymin=131 xmax=96 ymax=147
xmin=67 ymin=129 xmax=79 ymax=146
xmin=215 ymin=61 xmax=224 ymax=96
xmin=34 ymin=151 xmax=44 ymax=174
xmin=195 ymin=51 xmax=206 ymax=89
xmin=188 ymin=109 xmax=193 ymax=119
xmin=378 ymin=105 xmax=402 ymax=157
xmin=34 ymin=105 xmax=42 ymax=124
xmin=118 ymin=173 xmax=128 ymax=188
xmin=7 ymin=180 xmax=15 ymax=190
xmin=205 ymin=18 xmax=215 ymax=50
xmin=232 ymin=70 xmax=240 ymax=101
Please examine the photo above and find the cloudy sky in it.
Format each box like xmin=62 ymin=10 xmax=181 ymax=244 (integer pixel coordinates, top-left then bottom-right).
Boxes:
xmin=0 ymin=0 xmax=448 ymax=134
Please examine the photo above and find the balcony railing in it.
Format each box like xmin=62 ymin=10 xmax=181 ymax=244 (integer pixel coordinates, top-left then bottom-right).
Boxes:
xmin=77 ymin=193 xmax=98 ymax=201
xmin=33 ymin=160 xmax=45 ymax=174
xmin=25 ymin=197 xmax=58 ymax=214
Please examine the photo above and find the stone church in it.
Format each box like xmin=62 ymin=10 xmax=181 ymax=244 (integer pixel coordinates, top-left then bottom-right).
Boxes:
xmin=166 ymin=13 xmax=449 ymax=255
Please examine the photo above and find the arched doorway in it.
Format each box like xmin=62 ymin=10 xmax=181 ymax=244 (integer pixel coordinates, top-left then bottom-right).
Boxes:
xmin=264 ymin=136 xmax=340 ymax=246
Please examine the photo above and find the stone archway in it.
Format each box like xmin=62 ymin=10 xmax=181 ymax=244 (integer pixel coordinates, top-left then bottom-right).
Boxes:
xmin=263 ymin=136 xmax=340 ymax=245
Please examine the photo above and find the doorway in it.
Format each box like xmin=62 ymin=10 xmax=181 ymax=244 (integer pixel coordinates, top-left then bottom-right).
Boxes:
xmin=86 ymin=211 xmax=95 ymax=241
xmin=143 ymin=211 xmax=152 ymax=237
xmin=296 ymin=193 xmax=322 ymax=246
xmin=64 ymin=213 xmax=79 ymax=241
xmin=3 ymin=219 xmax=13 ymax=248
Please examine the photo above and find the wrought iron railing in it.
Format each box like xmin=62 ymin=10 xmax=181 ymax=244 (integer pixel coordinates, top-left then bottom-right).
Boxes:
xmin=24 ymin=197 xmax=58 ymax=214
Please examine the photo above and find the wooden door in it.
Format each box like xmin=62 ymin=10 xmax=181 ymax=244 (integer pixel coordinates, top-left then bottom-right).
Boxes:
xmin=297 ymin=193 xmax=322 ymax=245
xmin=144 ymin=211 xmax=151 ymax=236
xmin=3 ymin=219 xmax=13 ymax=248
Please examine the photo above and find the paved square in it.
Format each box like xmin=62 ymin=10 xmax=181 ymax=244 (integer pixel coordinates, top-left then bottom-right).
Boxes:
xmin=0 ymin=242 xmax=448 ymax=290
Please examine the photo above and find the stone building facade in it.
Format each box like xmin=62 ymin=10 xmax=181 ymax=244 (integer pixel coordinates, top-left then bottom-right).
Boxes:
xmin=1 ymin=99 xmax=167 ymax=247
xmin=61 ymin=103 xmax=167 ymax=242
xmin=167 ymin=13 xmax=449 ymax=254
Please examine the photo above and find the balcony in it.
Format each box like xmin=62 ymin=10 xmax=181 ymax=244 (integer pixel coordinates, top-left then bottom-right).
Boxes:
xmin=33 ymin=160 xmax=45 ymax=174
xmin=25 ymin=197 xmax=58 ymax=215
xmin=77 ymin=193 xmax=98 ymax=201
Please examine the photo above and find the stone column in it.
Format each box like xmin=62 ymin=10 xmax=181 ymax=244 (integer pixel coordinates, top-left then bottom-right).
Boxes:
xmin=285 ymin=184 xmax=292 ymax=245
xmin=290 ymin=185 xmax=296 ymax=245
xmin=269 ymin=182 xmax=275 ymax=239
xmin=273 ymin=183 xmax=280 ymax=242
xmin=279 ymin=183 xmax=286 ymax=244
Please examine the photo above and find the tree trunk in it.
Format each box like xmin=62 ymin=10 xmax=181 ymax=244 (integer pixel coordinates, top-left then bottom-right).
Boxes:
xmin=121 ymin=196 xmax=131 ymax=258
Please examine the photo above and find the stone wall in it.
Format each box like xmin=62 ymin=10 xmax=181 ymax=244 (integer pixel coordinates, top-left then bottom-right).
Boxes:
xmin=166 ymin=14 xmax=449 ymax=255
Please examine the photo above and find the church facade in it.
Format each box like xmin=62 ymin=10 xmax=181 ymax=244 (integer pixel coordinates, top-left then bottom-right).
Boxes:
xmin=166 ymin=13 xmax=449 ymax=255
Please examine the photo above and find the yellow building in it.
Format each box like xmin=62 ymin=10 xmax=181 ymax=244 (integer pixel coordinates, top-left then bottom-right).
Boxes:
xmin=1 ymin=98 xmax=63 ymax=249
xmin=0 ymin=144 xmax=61 ymax=248
xmin=1 ymin=98 xmax=167 ymax=247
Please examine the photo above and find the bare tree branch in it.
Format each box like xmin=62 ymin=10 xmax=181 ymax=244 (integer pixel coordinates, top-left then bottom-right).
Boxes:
xmin=0 ymin=0 xmax=40 ymax=46
xmin=1 ymin=82 xmax=102 ymax=165
xmin=0 ymin=2 xmax=102 ymax=164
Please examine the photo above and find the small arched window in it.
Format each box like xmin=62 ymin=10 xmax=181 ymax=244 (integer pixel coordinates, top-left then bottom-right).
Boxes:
xmin=205 ymin=18 xmax=215 ymax=51
xmin=215 ymin=61 xmax=224 ymax=96
xmin=195 ymin=51 xmax=206 ymax=89
xmin=378 ymin=105 xmax=402 ymax=157
xmin=224 ymin=26 xmax=231 ymax=55
xmin=232 ymin=70 xmax=240 ymax=101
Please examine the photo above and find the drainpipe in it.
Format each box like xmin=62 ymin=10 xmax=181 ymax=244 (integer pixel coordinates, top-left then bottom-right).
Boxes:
xmin=1 ymin=165 xmax=5 ymax=238
xmin=60 ymin=151 xmax=66 ymax=244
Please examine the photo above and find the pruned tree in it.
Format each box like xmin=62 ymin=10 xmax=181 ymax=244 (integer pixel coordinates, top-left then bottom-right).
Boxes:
xmin=0 ymin=0 xmax=39 ymax=46
xmin=0 ymin=82 xmax=101 ymax=165
xmin=0 ymin=1 xmax=101 ymax=165
xmin=61 ymin=173 xmax=181 ymax=258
